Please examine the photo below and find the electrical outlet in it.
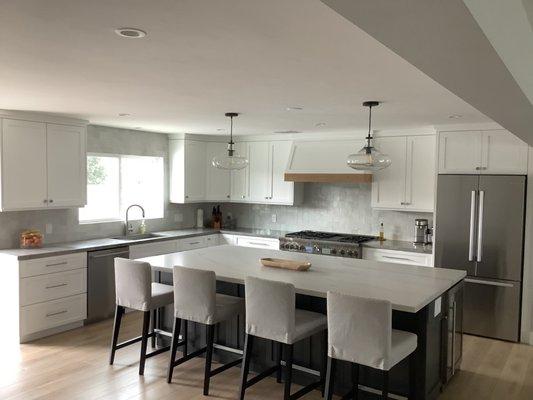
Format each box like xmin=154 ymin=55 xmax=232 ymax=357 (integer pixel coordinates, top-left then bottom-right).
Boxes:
xmin=45 ymin=223 xmax=53 ymax=234
xmin=271 ymin=214 xmax=277 ymax=223
xmin=174 ymin=212 xmax=183 ymax=223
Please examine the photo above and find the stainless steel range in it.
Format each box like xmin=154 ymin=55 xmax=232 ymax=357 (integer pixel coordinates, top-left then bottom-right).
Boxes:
xmin=279 ymin=230 xmax=377 ymax=258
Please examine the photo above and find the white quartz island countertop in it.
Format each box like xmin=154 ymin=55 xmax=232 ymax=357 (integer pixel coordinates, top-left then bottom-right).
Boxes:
xmin=139 ymin=245 xmax=465 ymax=313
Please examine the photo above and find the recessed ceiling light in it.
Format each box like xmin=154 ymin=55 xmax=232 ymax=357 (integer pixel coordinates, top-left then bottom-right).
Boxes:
xmin=448 ymin=114 xmax=463 ymax=119
xmin=114 ymin=28 xmax=147 ymax=38
xmin=315 ymin=122 xmax=326 ymax=127
xmin=274 ymin=130 xmax=301 ymax=134
xmin=118 ymin=113 xmax=130 ymax=117
xmin=286 ymin=106 xmax=303 ymax=111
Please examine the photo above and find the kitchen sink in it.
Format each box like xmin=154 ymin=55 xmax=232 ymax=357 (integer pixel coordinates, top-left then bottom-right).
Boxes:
xmin=111 ymin=233 xmax=162 ymax=241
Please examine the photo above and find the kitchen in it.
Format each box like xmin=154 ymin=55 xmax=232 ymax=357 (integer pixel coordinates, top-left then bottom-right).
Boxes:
xmin=1 ymin=1 xmax=533 ymax=400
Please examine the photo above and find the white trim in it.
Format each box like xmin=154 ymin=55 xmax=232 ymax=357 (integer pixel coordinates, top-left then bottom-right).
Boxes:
xmin=0 ymin=109 xmax=88 ymax=126
xmin=521 ymin=146 xmax=533 ymax=344
xmin=434 ymin=122 xmax=503 ymax=132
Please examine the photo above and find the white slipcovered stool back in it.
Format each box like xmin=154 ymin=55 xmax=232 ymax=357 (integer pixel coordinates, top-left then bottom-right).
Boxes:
xmin=173 ymin=266 xmax=217 ymax=325
xmin=327 ymin=291 xmax=391 ymax=370
xmin=244 ymin=276 xmax=296 ymax=344
xmin=114 ymin=258 xmax=152 ymax=311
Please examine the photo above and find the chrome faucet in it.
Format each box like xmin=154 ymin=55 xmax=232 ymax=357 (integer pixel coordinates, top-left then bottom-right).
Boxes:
xmin=125 ymin=204 xmax=145 ymax=235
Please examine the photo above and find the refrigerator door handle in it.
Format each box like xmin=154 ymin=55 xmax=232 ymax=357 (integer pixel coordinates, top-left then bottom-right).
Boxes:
xmin=468 ymin=190 xmax=477 ymax=262
xmin=476 ymin=190 xmax=485 ymax=264
xmin=464 ymin=278 xmax=514 ymax=288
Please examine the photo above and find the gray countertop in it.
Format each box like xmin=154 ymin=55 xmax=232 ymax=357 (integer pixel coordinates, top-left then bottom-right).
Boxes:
xmin=0 ymin=227 xmax=431 ymax=260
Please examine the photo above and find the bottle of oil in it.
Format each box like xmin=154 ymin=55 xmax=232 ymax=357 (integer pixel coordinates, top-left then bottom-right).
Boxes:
xmin=379 ymin=222 xmax=385 ymax=241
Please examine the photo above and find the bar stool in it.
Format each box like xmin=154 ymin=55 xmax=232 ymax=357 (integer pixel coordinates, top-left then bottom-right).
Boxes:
xmin=324 ymin=291 xmax=418 ymax=400
xmin=239 ymin=276 xmax=327 ymax=400
xmin=109 ymin=258 xmax=174 ymax=375
xmin=167 ymin=266 xmax=245 ymax=396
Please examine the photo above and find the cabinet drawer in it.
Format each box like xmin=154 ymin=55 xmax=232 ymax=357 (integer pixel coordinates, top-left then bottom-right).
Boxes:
xmin=20 ymin=252 xmax=87 ymax=278
xmin=236 ymin=236 xmax=279 ymax=250
xmin=179 ymin=236 xmax=206 ymax=250
xmin=20 ymin=268 xmax=87 ymax=306
xmin=363 ymin=248 xmax=433 ymax=267
xmin=20 ymin=293 xmax=87 ymax=336
xmin=204 ymin=234 xmax=219 ymax=247
xmin=129 ymin=240 xmax=179 ymax=259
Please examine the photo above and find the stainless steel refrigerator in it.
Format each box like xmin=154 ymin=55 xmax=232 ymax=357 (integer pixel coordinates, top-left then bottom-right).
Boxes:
xmin=435 ymin=175 xmax=525 ymax=342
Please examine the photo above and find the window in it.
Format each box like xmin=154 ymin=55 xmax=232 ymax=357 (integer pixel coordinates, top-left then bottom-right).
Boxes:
xmin=79 ymin=154 xmax=164 ymax=222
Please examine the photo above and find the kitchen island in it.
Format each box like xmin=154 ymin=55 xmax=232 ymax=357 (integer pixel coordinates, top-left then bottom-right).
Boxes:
xmin=140 ymin=245 xmax=465 ymax=400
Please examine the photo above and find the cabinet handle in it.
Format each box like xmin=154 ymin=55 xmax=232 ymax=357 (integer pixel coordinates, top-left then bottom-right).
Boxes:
xmin=382 ymin=255 xmax=416 ymax=262
xmin=400 ymin=202 xmax=411 ymax=205
xmin=49 ymin=199 xmax=54 ymax=203
xmin=475 ymin=166 xmax=481 ymax=170
xmin=45 ymin=283 xmax=68 ymax=289
xmin=241 ymin=195 xmax=245 ymax=199
xmin=226 ymin=195 xmax=230 ymax=198
xmin=247 ymin=241 xmax=270 ymax=247
xmin=45 ymin=261 xmax=68 ymax=267
xmin=43 ymin=199 xmax=48 ymax=203
xmin=187 ymin=241 xmax=201 ymax=245
xmin=46 ymin=310 xmax=68 ymax=317
xmin=185 ymin=195 xmax=189 ymax=199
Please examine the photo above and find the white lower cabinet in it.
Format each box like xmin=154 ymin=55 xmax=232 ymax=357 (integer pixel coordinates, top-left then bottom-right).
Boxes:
xmin=234 ymin=235 xmax=280 ymax=250
xmin=129 ymin=240 xmax=180 ymax=259
xmin=363 ymin=248 xmax=433 ymax=267
xmin=2 ymin=252 xmax=89 ymax=343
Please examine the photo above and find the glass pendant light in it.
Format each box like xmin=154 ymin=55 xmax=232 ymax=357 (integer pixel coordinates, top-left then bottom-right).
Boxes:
xmin=347 ymin=101 xmax=392 ymax=171
xmin=212 ymin=112 xmax=249 ymax=170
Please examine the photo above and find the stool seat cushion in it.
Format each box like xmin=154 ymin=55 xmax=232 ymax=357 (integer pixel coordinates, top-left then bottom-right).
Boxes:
xmin=212 ymin=293 xmax=245 ymax=325
xmin=293 ymin=309 xmax=328 ymax=344
xmin=149 ymin=282 xmax=174 ymax=311
xmin=388 ymin=329 xmax=417 ymax=370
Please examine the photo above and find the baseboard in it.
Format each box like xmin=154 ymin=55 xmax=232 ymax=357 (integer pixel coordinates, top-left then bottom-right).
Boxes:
xmin=20 ymin=321 xmax=84 ymax=343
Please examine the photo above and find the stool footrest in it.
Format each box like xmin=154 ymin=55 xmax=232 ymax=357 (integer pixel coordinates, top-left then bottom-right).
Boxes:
xmin=145 ymin=345 xmax=170 ymax=359
xmin=289 ymin=380 xmax=323 ymax=400
xmin=245 ymin=365 xmax=280 ymax=388
xmin=209 ymin=357 xmax=243 ymax=377
xmin=115 ymin=332 xmax=155 ymax=350
xmin=171 ymin=346 xmax=207 ymax=368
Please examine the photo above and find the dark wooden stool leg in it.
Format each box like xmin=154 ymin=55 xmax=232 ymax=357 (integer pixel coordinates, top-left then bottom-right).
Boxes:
xmin=283 ymin=344 xmax=294 ymax=400
xmin=138 ymin=311 xmax=151 ymax=375
xmin=409 ymin=352 xmax=417 ymax=400
xmin=382 ymin=370 xmax=389 ymax=399
xmin=167 ymin=317 xmax=182 ymax=383
xmin=275 ymin=341 xmax=283 ymax=383
xmin=352 ymin=363 xmax=359 ymax=400
xmin=183 ymin=320 xmax=188 ymax=357
xmin=151 ymin=309 xmax=157 ymax=348
xmin=109 ymin=305 xmax=124 ymax=365
xmin=324 ymin=357 xmax=336 ymax=400
xmin=238 ymin=334 xmax=254 ymax=400
xmin=203 ymin=324 xmax=215 ymax=395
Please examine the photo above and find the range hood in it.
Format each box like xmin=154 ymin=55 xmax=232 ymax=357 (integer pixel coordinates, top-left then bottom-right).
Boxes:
xmin=284 ymin=140 xmax=373 ymax=183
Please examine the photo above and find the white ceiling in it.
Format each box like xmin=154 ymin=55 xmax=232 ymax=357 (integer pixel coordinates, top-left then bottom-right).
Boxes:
xmin=0 ymin=0 xmax=489 ymax=135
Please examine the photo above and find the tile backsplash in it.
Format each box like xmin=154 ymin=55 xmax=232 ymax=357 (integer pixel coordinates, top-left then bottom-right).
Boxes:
xmin=210 ymin=183 xmax=432 ymax=241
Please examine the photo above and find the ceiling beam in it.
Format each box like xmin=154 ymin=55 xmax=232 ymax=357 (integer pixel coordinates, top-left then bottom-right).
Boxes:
xmin=321 ymin=0 xmax=533 ymax=145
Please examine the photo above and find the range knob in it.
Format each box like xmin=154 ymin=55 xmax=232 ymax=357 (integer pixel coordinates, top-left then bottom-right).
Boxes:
xmin=340 ymin=249 xmax=346 ymax=256
xmin=347 ymin=250 xmax=354 ymax=257
xmin=331 ymin=249 xmax=337 ymax=255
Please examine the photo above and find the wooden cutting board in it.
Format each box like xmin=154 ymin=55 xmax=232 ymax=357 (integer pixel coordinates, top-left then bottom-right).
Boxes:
xmin=260 ymin=257 xmax=311 ymax=271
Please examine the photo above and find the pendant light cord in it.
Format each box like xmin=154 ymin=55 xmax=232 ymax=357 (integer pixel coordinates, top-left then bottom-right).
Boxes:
xmin=366 ymin=104 xmax=373 ymax=148
xmin=229 ymin=115 xmax=234 ymax=146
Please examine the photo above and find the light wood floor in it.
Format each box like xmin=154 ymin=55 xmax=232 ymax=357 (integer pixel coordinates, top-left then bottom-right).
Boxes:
xmin=1 ymin=312 xmax=532 ymax=400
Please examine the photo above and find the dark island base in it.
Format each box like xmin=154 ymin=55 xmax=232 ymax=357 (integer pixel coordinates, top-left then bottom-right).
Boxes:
xmin=157 ymin=272 xmax=463 ymax=400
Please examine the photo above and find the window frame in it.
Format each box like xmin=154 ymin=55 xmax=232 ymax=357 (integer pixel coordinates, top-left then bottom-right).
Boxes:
xmin=79 ymin=152 xmax=164 ymax=224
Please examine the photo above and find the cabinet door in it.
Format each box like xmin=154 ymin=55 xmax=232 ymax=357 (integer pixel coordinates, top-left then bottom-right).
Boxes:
xmin=482 ymin=130 xmax=528 ymax=174
xmin=438 ymin=131 xmax=482 ymax=173
xmin=184 ymin=140 xmax=206 ymax=202
xmin=371 ymin=136 xmax=407 ymax=209
xmin=205 ymin=142 xmax=230 ymax=201
xmin=46 ymin=124 xmax=86 ymax=207
xmin=230 ymin=142 xmax=249 ymax=201
xmin=404 ymin=135 xmax=436 ymax=212
xmin=1 ymin=119 xmax=47 ymax=210
xmin=269 ymin=141 xmax=294 ymax=204
xmin=248 ymin=141 xmax=270 ymax=202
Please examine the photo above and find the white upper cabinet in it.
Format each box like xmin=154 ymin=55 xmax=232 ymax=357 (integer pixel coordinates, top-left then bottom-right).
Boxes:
xmin=46 ymin=124 xmax=86 ymax=207
xmin=1 ymin=119 xmax=48 ymax=210
xmin=372 ymin=134 xmax=436 ymax=212
xmin=205 ymin=142 xmax=230 ymax=201
xmin=0 ymin=117 xmax=87 ymax=211
xmin=248 ymin=141 xmax=271 ymax=202
xmin=169 ymin=139 xmax=207 ymax=203
xmin=230 ymin=142 xmax=249 ymax=201
xmin=269 ymin=141 xmax=294 ymax=203
xmin=438 ymin=130 xmax=528 ymax=174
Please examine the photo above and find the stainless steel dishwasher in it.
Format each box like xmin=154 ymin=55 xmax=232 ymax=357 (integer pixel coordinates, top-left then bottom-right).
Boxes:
xmin=86 ymin=246 xmax=130 ymax=323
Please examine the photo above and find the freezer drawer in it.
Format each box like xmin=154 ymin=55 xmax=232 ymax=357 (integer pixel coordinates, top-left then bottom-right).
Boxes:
xmin=463 ymin=278 xmax=521 ymax=342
